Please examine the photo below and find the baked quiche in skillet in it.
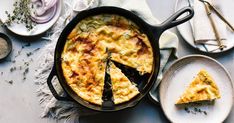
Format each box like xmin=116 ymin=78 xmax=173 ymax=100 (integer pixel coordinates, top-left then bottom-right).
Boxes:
xmin=61 ymin=14 xmax=153 ymax=105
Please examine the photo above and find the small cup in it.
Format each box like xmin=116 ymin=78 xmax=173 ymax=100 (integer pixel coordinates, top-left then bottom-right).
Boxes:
xmin=0 ymin=33 xmax=12 ymax=61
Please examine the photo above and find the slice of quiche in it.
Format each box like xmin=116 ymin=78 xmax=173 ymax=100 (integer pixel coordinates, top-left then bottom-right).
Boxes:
xmin=108 ymin=62 xmax=139 ymax=104
xmin=176 ymin=69 xmax=221 ymax=104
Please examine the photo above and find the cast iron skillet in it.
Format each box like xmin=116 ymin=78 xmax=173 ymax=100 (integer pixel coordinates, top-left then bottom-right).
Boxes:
xmin=47 ymin=6 xmax=194 ymax=112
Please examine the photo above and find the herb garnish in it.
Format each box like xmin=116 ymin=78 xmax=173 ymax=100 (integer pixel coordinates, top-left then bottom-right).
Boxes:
xmin=11 ymin=60 xmax=16 ymax=63
xmin=23 ymin=67 xmax=29 ymax=76
xmin=5 ymin=0 xmax=35 ymax=31
xmin=26 ymin=52 xmax=33 ymax=57
xmin=10 ymin=66 xmax=17 ymax=72
xmin=14 ymin=43 xmax=31 ymax=58
xmin=26 ymin=47 xmax=40 ymax=57
xmin=184 ymin=107 xmax=207 ymax=115
xmin=5 ymin=80 xmax=13 ymax=84
xmin=184 ymin=107 xmax=190 ymax=113
xmin=4 ymin=42 xmax=39 ymax=82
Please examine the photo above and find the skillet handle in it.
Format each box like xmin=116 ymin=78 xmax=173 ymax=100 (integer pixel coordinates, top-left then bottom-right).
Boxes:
xmin=158 ymin=6 xmax=194 ymax=33
xmin=47 ymin=65 xmax=72 ymax=101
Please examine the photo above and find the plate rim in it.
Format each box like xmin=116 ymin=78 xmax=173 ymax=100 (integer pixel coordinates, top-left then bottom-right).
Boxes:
xmin=174 ymin=0 xmax=234 ymax=54
xmin=4 ymin=0 xmax=62 ymax=36
xmin=159 ymin=54 xmax=234 ymax=122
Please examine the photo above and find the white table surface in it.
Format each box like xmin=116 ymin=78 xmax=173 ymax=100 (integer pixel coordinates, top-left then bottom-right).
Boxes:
xmin=0 ymin=0 xmax=233 ymax=123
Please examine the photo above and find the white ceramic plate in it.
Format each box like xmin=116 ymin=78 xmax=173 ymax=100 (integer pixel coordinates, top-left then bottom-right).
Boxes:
xmin=0 ymin=0 xmax=62 ymax=36
xmin=175 ymin=0 xmax=234 ymax=53
xmin=159 ymin=55 xmax=233 ymax=123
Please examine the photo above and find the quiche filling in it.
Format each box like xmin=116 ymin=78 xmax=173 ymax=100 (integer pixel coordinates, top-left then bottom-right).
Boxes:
xmin=176 ymin=69 xmax=221 ymax=104
xmin=109 ymin=62 xmax=139 ymax=104
xmin=61 ymin=14 xmax=153 ymax=105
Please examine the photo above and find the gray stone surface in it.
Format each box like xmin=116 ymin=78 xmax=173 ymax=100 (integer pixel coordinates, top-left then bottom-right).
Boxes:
xmin=0 ymin=0 xmax=233 ymax=123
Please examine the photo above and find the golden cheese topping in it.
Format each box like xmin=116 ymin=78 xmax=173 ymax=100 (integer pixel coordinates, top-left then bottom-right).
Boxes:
xmin=61 ymin=14 xmax=153 ymax=105
xmin=176 ymin=69 xmax=221 ymax=104
xmin=61 ymin=37 xmax=107 ymax=105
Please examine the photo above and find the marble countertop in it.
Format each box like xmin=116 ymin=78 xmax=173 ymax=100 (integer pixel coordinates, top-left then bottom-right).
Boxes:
xmin=0 ymin=0 xmax=233 ymax=123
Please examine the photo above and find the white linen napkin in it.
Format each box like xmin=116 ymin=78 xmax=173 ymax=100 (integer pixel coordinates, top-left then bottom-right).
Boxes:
xmin=34 ymin=0 xmax=179 ymax=122
xmin=193 ymin=0 xmax=227 ymax=51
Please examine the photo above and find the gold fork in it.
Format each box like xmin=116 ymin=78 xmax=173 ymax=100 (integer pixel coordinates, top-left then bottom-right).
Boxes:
xmin=199 ymin=0 xmax=227 ymax=50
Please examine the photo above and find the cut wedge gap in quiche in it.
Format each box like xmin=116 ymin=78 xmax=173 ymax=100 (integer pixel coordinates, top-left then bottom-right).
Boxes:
xmin=176 ymin=69 xmax=221 ymax=105
xmin=102 ymin=50 xmax=115 ymax=107
xmin=112 ymin=60 xmax=150 ymax=88
xmin=109 ymin=61 xmax=140 ymax=104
